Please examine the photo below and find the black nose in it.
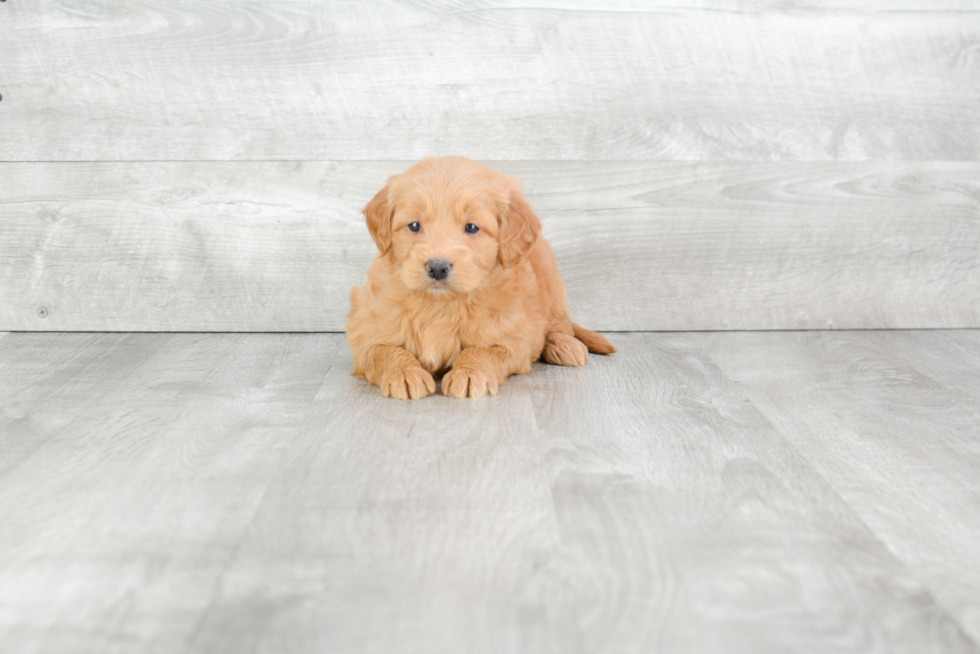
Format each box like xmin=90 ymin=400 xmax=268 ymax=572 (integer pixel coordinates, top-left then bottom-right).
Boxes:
xmin=425 ymin=258 xmax=452 ymax=281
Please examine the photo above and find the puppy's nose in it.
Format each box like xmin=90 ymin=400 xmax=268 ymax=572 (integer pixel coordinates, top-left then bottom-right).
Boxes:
xmin=425 ymin=258 xmax=453 ymax=281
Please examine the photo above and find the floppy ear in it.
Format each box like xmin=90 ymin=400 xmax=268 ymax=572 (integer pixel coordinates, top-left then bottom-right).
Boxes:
xmin=497 ymin=188 xmax=542 ymax=268
xmin=363 ymin=183 xmax=394 ymax=254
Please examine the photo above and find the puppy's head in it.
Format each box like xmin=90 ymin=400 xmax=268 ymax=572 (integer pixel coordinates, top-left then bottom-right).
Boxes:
xmin=363 ymin=157 xmax=541 ymax=295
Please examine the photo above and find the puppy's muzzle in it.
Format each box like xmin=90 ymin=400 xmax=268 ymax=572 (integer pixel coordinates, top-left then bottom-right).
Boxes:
xmin=425 ymin=258 xmax=453 ymax=281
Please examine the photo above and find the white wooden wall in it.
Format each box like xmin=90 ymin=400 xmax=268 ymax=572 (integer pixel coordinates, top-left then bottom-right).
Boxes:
xmin=1 ymin=1 xmax=978 ymax=331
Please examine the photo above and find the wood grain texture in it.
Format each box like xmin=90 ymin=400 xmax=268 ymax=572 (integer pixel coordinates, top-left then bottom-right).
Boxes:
xmin=2 ymin=331 xmax=979 ymax=653
xmin=515 ymin=333 xmax=977 ymax=653
xmin=1 ymin=1 xmax=977 ymax=161
xmin=700 ymin=329 xmax=980 ymax=645
xmin=0 ymin=332 xmax=341 ymax=654
xmin=1 ymin=161 xmax=977 ymax=331
xmin=185 ymin=347 xmax=553 ymax=654
xmin=0 ymin=332 xmax=170 ymax=477
xmin=872 ymin=330 xmax=980 ymax=397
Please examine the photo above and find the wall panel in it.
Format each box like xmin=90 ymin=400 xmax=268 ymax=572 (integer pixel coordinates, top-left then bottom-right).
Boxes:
xmin=2 ymin=161 xmax=976 ymax=331
xmin=1 ymin=2 xmax=977 ymax=161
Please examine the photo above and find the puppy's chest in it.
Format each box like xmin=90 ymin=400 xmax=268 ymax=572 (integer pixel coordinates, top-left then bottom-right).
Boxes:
xmin=406 ymin=309 xmax=488 ymax=373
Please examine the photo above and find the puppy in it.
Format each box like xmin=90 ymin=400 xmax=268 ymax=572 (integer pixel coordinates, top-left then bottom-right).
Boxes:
xmin=346 ymin=156 xmax=614 ymax=399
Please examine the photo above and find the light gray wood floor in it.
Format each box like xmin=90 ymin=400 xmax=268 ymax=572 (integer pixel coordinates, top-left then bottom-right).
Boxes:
xmin=1 ymin=330 xmax=979 ymax=653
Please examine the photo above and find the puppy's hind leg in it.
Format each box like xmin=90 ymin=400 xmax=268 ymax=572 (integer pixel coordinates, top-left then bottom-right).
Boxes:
xmin=542 ymin=331 xmax=589 ymax=367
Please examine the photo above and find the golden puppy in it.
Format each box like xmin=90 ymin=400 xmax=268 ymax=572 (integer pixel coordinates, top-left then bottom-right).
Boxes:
xmin=346 ymin=156 xmax=614 ymax=399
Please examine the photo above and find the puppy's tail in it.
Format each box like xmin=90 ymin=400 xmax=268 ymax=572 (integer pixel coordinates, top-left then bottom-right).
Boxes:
xmin=572 ymin=323 xmax=616 ymax=355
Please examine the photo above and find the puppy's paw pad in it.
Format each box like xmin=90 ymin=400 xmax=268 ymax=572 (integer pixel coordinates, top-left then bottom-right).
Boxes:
xmin=442 ymin=368 xmax=498 ymax=399
xmin=543 ymin=334 xmax=588 ymax=367
xmin=380 ymin=366 xmax=436 ymax=400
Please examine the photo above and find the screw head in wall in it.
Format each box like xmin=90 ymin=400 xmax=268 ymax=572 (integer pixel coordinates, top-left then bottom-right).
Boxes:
xmin=37 ymin=307 xmax=48 ymax=318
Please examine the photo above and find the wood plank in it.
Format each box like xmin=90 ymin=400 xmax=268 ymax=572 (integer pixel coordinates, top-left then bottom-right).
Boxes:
xmin=699 ymin=329 xmax=980 ymax=645
xmin=0 ymin=332 xmax=341 ymax=654
xmin=0 ymin=160 xmax=390 ymax=332
xmin=1 ymin=2 xmax=977 ymax=161
xmin=1 ymin=161 xmax=977 ymax=331
xmin=522 ymin=161 xmax=980 ymax=331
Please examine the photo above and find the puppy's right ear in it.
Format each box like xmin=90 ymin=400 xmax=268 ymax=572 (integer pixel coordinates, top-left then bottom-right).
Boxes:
xmin=363 ymin=183 xmax=393 ymax=254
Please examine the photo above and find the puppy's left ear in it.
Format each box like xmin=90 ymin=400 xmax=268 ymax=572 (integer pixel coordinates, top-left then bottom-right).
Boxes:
xmin=498 ymin=188 xmax=542 ymax=268
xmin=363 ymin=182 xmax=394 ymax=255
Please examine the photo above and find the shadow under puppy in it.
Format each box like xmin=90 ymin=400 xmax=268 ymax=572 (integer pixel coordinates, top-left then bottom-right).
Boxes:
xmin=347 ymin=156 xmax=615 ymax=399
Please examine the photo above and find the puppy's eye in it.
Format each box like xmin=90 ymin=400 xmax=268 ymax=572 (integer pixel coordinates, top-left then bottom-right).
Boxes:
xmin=407 ymin=221 xmax=421 ymax=232
xmin=464 ymin=223 xmax=479 ymax=234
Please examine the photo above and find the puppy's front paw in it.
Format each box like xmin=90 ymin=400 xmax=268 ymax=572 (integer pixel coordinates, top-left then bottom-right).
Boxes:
xmin=442 ymin=367 xmax=499 ymax=399
xmin=380 ymin=366 xmax=436 ymax=400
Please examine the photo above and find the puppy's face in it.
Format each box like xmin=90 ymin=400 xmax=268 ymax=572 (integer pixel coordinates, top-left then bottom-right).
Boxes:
xmin=388 ymin=176 xmax=500 ymax=295
xmin=363 ymin=157 xmax=541 ymax=296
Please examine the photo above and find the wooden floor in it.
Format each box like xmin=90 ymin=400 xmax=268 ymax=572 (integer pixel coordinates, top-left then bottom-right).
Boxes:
xmin=1 ymin=330 xmax=978 ymax=653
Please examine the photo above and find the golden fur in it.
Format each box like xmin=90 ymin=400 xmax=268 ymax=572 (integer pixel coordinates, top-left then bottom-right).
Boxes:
xmin=346 ymin=156 xmax=615 ymax=399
